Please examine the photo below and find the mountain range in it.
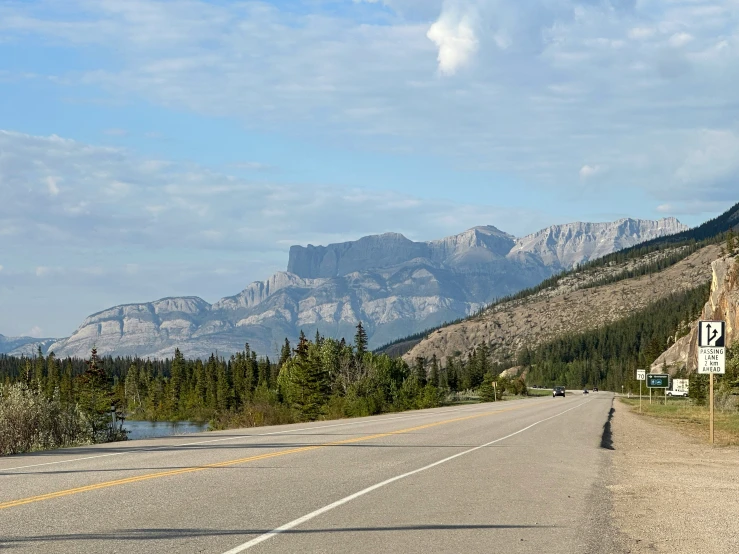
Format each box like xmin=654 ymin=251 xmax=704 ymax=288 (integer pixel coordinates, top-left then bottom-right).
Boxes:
xmin=8 ymin=217 xmax=687 ymax=360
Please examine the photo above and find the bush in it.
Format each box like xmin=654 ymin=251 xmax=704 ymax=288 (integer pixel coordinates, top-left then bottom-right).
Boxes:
xmin=0 ymin=384 xmax=91 ymax=455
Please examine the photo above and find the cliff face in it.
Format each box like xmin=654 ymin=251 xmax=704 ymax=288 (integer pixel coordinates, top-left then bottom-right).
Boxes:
xmin=651 ymin=255 xmax=739 ymax=373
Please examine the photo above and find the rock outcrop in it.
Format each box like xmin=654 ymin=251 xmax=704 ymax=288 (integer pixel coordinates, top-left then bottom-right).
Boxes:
xmin=651 ymin=254 xmax=739 ymax=373
xmin=47 ymin=217 xmax=687 ymax=360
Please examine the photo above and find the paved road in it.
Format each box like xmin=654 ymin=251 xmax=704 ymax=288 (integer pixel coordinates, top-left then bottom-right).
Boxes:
xmin=0 ymin=393 xmax=620 ymax=553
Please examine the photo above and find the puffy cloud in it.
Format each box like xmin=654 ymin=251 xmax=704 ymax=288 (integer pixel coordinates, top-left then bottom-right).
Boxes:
xmin=427 ymin=1 xmax=479 ymax=75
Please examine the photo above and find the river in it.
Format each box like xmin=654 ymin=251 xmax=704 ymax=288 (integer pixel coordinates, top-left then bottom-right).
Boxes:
xmin=122 ymin=420 xmax=210 ymax=441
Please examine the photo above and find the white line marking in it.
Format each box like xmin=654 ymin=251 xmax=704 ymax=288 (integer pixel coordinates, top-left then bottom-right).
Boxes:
xmin=0 ymin=403 xmax=498 ymax=472
xmin=222 ymin=399 xmax=592 ymax=554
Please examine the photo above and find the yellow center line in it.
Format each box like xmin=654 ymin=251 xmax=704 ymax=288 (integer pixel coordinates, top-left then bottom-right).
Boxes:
xmin=0 ymin=403 xmax=531 ymax=511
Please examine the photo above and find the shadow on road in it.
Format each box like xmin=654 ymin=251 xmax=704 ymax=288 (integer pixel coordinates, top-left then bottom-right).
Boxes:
xmin=600 ymin=401 xmax=615 ymax=450
xmin=0 ymin=523 xmax=559 ymax=545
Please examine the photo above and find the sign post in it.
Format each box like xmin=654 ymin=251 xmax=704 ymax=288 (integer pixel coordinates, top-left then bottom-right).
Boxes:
xmin=698 ymin=320 xmax=726 ymax=444
xmin=636 ymin=370 xmax=646 ymax=413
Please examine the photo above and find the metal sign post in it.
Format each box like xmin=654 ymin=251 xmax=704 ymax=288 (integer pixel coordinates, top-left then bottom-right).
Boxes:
xmin=698 ymin=320 xmax=726 ymax=445
xmin=636 ymin=369 xmax=646 ymax=413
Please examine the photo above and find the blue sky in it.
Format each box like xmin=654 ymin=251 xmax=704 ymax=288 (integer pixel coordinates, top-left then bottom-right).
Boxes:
xmin=1 ymin=0 xmax=738 ymax=338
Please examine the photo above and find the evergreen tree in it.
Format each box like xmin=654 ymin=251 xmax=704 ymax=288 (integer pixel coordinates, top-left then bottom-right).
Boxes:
xmin=279 ymin=338 xmax=292 ymax=367
xmin=77 ymin=347 xmax=112 ymax=442
xmin=413 ymin=357 xmax=427 ymax=387
xmin=479 ymin=371 xmax=496 ymax=402
xmin=429 ymin=354 xmax=440 ymax=387
xmin=354 ymin=322 xmax=368 ymax=359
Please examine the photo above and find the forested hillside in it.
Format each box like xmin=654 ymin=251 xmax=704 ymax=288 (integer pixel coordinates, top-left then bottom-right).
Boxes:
xmin=521 ymin=283 xmax=710 ymax=390
xmin=379 ymin=201 xmax=739 ymax=356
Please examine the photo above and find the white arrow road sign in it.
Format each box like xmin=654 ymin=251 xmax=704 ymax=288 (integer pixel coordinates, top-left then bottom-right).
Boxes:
xmin=698 ymin=320 xmax=725 ymax=374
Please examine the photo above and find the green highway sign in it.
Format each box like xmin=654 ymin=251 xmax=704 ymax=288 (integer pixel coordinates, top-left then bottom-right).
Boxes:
xmin=647 ymin=374 xmax=669 ymax=388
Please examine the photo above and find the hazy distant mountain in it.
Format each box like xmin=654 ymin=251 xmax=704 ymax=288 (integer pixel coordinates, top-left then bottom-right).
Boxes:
xmin=0 ymin=334 xmax=57 ymax=357
xmin=46 ymin=217 xmax=687 ymax=360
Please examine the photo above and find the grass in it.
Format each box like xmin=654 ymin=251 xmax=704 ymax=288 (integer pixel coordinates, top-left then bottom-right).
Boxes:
xmin=526 ymin=388 xmax=553 ymax=397
xmin=619 ymin=397 xmax=739 ymax=446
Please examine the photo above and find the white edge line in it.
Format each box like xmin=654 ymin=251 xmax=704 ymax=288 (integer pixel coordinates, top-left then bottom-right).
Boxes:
xmin=0 ymin=402 xmax=504 ymax=472
xmin=221 ymin=399 xmax=593 ymax=554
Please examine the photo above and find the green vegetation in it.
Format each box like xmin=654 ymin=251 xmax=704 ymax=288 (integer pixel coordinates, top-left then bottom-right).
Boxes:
xmin=619 ymin=398 xmax=739 ymax=446
xmin=520 ymin=283 xmax=711 ymax=391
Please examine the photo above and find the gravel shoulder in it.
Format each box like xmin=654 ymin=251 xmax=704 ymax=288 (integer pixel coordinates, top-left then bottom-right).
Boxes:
xmin=609 ymin=400 xmax=739 ymax=554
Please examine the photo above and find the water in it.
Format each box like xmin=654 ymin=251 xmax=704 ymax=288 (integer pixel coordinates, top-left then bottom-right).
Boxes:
xmin=122 ymin=420 xmax=210 ymax=441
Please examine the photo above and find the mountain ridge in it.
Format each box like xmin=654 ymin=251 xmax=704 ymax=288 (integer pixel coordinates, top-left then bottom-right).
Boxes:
xmin=42 ymin=217 xmax=687 ymax=360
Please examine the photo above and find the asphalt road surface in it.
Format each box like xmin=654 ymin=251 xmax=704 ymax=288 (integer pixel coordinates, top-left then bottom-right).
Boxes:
xmin=0 ymin=393 xmax=620 ymax=553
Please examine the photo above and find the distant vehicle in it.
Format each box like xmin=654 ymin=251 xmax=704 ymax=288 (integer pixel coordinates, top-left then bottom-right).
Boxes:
xmin=592 ymin=387 xmax=598 ymax=392
xmin=583 ymin=389 xmax=589 ymax=395
xmin=553 ymin=386 xmax=565 ymax=397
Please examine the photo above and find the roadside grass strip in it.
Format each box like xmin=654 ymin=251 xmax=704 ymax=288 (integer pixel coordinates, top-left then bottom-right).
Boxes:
xmin=620 ymin=398 xmax=739 ymax=445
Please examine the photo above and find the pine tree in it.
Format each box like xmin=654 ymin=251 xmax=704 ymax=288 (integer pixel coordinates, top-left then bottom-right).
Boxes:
xmin=33 ymin=346 xmax=45 ymax=391
xmin=354 ymin=322 xmax=368 ymax=359
xmin=728 ymin=229 xmax=736 ymax=254
xmin=279 ymin=338 xmax=292 ymax=368
xmin=479 ymin=372 xmax=496 ymax=402
xmin=429 ymin=354 xmax=440 ymax=387
xmin=78 ymin=347 xmax=112 ymax=442
xmin=413 ymin=357 xmax=427 ymax=387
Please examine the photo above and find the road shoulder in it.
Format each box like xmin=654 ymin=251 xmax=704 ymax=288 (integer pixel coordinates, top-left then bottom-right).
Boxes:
xmin=609 ymin=399 xmax=739 ymax=553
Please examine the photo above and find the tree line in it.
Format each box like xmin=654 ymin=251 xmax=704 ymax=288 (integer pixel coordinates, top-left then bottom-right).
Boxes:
xmin=0 ymin=322 xmax=527 ymax=455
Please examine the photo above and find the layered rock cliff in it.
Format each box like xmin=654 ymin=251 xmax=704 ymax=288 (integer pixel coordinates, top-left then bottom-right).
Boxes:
xmin=47 ymin=217 xmax=687 ymax=360
xmin=651 ymin=254 xmax=739 ymax=373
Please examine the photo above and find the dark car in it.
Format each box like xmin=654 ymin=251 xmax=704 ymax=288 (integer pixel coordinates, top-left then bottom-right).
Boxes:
xmin=583 ymin=389 xmax=589 ymax=395
xmin=553 ymin=386 xmax=566 ymax=398
xmin=593 ymin=387 xmax=599 ymax=392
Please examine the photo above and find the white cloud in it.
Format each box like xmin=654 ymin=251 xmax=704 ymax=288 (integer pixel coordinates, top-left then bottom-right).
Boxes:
xmin=669 ymin=32 xmax=693 ymax=48
xmin=0 ymin=265 xmax=3 ymax=273
xmin=46 ymin=176 xmax=60 ymax=196
xmin=25 ymin=326 xmax=44 ymax=338
xmin=628 ymin=27 xmax=654 ymax=40
xmin=427 ymin=1 xmax=479 ymax=75
xmin=579 ymin=164 xmax=601 ymax=180
xmin=35 ymin=266 xmax=50 ymax=277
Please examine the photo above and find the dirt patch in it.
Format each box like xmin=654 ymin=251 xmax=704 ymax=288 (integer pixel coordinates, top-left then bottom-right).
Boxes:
xmin=609 ymin=401 xmax=739 ymax=553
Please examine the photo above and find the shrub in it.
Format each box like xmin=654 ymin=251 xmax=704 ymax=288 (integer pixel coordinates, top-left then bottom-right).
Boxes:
xmin=0 ymin=384 xmax=91 ymax=455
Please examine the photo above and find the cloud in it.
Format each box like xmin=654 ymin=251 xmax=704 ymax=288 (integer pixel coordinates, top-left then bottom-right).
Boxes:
xmin=579 ymin=164 xmax=602 ymax=180
xmin=427 ymin=1 xmax=479 ymax=75
xmin=46 ymin=176 xmax=60 ymax=196
xmin=0 ymin=128 xmax=557 ymax=336
xmin=669 ymin=32 xmax=693 ymax=48
xmin=25 ymin=326 xmax=44 ymax=338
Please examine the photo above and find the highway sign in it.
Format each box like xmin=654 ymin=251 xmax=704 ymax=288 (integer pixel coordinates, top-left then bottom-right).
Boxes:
xmin=636 ymin=369 xmax=646 ymax=381
xmin=647 ymin=374 xmax=669 ymax=388
xmin=672 ymin=378 xmax=689 ymax=393
xmin=698 ymin=320 xmax=725 ymax=374
xmin=698 ymin=320 xmax=725 ymax=347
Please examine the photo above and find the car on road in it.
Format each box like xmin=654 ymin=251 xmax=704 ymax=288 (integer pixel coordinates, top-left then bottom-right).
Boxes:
xmin=592 ymin=387 xmax=598 ymax=392
xmin=583 ymin=389 xmax=589 ymax=394
xmin=553 ymin=386 xmax=566 ymax=397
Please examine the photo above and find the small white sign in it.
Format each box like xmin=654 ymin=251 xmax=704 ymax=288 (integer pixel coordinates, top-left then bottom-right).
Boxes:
xmin=636 ymin=369 xmax=646 ymax=381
